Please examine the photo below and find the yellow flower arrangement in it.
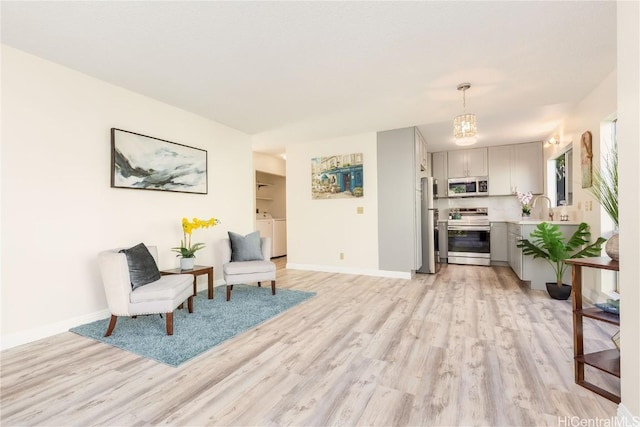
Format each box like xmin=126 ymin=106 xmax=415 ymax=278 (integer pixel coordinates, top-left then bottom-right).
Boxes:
xmin=172 ymin=217 xmax=220 ymax=258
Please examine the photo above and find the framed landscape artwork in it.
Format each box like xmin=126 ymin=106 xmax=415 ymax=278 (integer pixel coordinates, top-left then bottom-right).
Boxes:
xmin=311 ymin=153 xmax=364 ymax=199
xmin=111 ymin=128 xmax=208 ymax=194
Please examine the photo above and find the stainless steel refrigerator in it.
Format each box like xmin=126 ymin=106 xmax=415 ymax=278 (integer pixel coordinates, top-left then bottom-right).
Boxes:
xmin=417 ymin=177 xmax=439 ymax=274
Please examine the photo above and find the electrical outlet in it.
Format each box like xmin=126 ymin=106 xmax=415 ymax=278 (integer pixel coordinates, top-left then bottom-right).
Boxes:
xmin=357 ymin=206 xmax=364 ymax=214
xmin=339 ymin=252 xmax=344 ymax=260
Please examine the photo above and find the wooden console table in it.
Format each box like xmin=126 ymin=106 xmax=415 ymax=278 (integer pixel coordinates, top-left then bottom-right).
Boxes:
xmin=161 ymin=265 xmax=214 ymax=299
xmin=565 ymin=256 xmax=620 ymax=403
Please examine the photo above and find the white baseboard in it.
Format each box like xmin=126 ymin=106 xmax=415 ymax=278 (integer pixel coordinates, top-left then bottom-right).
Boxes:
xmin=286 ymin=263 xmax=412 ymax=279
xmin=618 ymin=404 xmax=640 ymax=426
xmin=0 ymin=308 xmax=110 ymax=351
xmin=1 ymin=280 xmax=227 ymax=351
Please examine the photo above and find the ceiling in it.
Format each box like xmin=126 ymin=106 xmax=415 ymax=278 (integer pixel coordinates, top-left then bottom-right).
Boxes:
xmin=1 ymin=1 xmax=617 ymax=155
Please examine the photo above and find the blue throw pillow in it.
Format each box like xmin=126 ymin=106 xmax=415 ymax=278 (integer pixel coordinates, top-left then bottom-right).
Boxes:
xmin=228 ymin=231 xmax=264 ymax=262
xmin=119 ymin=243 xmax=161 ymax=290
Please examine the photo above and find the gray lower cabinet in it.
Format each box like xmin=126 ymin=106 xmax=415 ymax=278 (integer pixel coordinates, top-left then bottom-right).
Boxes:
xmin=507 ymin=223 xmax=523 ymax=278
xmin=438 ymin=221 xmax=448 ymax=262
xmin=490 ymin=222 xmax=508 ymax=263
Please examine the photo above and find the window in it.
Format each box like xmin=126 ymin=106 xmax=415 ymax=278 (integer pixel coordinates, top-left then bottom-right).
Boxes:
xmin=553 ymin=148 xmax=573 ymax=207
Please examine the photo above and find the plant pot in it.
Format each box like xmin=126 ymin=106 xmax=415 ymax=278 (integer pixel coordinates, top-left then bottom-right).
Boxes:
xmin=546 ymin=282 xmax=572 ymax=300
xmin=180 ymin=257 xmax=195 ymax=270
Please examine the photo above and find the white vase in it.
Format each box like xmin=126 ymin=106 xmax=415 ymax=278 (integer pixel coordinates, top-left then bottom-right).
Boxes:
xmin=180 ymin=257 xmax=195 ymax=270
xmin=605 ymin=233 xmax=619 ymax=261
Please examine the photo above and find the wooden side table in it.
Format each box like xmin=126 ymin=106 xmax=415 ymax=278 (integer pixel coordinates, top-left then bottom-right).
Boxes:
xmin=565 ymin=256 xmax=620 ymax=403
xmin=161 ymin=265 xmax=214 ymax=299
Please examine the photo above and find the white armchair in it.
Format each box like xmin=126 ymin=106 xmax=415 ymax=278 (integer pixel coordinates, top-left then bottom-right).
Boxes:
xmin=221 ymin=237 xmax=276 ymax=301
xmin=98 ymin=245 xmax=194 ymax=336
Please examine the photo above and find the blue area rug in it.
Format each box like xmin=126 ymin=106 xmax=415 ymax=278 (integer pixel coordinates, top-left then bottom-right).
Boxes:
xmin=70 ymin=285 xmax=315 ymax=367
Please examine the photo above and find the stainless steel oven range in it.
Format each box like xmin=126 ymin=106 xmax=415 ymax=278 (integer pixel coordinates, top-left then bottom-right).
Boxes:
xmin=447 ymin=207 xmax=490 ymax=266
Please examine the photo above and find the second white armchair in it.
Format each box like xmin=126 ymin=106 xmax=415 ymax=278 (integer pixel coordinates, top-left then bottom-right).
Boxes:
xmin=221 ymin=235 xmax=276 ymax=301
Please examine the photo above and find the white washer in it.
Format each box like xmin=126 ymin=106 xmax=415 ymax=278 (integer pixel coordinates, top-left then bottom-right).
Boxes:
xmin=255 ymin=213 xmax=273 ymax=249
xmin=272 ymin=219 xmax=287 ymax=257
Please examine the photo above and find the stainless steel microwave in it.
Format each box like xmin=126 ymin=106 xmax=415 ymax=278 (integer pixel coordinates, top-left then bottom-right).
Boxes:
xmin=447 ymin=177 xmax=489 ymax=197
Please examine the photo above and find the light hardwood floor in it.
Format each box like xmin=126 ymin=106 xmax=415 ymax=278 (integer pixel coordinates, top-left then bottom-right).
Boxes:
xmin=1 ymin=260 xmax=620 ymax=426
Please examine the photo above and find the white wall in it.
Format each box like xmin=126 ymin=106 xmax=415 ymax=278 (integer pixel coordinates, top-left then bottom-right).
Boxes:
xmin=253 ymin=152 xmax=286 ymax=176
xmin=254 ymin=153 xmax=287 ymax=217
xmin=617 ymin=0 xmax=640 ymax=421
xmin=546 ymin=69 xmax=617 ymax=237
xmin=543 ymin=70 xmax=617 ymax=303
xmin=286 ymin=132 xmax=380 ymax=274
xmin=0 ymin=46 xmax=254 ymax=349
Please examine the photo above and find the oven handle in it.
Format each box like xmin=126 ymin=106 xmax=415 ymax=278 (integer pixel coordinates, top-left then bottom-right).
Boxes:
xmin=447 ymin=225 xmax=491 ymax=232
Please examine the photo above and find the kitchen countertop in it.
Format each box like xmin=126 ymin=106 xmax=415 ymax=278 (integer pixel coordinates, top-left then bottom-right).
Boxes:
xmin=507 ymin=220 xmax=583 ymax=225
xmin=438 ymin=218 xmax=583 ymax=225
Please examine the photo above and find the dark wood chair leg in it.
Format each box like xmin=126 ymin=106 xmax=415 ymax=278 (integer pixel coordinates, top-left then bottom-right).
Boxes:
xmin=258 ymin=282 xmax=262 ymax=287
xmin=226 ymin=285 xmax=232 ymax=301
xmin=271 ymin=280 xmax=276 ymax=295
xmin=166 ymin=312 xmax=174 ymax=335
xmin=104 ymin=315 xmax=118 ymax=337
xmin=188 ymin=296 xmax=193 ymax=313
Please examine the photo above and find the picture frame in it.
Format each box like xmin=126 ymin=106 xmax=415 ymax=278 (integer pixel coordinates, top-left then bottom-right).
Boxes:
xmin=581 ymin=130 xmax=593 ymax=188
xmin=311 ymin=153 xmax=364 ymax=199
xmin=111 ymin=128 xmax=207 ymax=194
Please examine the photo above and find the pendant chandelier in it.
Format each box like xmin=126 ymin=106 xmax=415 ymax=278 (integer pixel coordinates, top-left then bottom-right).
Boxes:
xmin=453 ymin=83 xmax=478 ymax=146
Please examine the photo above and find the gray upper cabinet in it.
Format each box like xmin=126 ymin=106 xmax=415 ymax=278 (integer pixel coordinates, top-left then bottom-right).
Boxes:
xmin=488 ymin=141 xmax=543 ymax=195
xmin=377 ymin=127 xmax=422 ymax=274
xmin=513 ymin=142 xmax=543 ymax=195
xmin=488 ymin=145 xmax=513 ymax=195
xmin=431 ymin=151 xmax=448 ymax=198
xmin=447 ymin=148 xmax=488 ymax=178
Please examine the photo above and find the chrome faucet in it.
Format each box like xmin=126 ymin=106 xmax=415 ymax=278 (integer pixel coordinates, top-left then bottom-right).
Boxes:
xmin=533 ymin=195 xmax=554 ymax=221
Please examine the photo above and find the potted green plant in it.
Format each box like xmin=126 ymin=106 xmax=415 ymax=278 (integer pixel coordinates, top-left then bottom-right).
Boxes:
xmin=587 ymin=145 xmax=618 ymax=260
xmin=517 ymin=222 xmax=606 ymax=299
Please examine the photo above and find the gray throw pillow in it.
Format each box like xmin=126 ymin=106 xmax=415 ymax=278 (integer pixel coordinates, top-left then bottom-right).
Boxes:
xmin=119 ymin=243 xmax=161 ymax=290
xmin=228 ymin=231 xmax=264 ymax=262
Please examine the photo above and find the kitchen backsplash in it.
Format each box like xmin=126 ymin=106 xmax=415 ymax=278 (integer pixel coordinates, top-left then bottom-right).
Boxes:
xmin=435 ymin=195 xmax=580 ymax=222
